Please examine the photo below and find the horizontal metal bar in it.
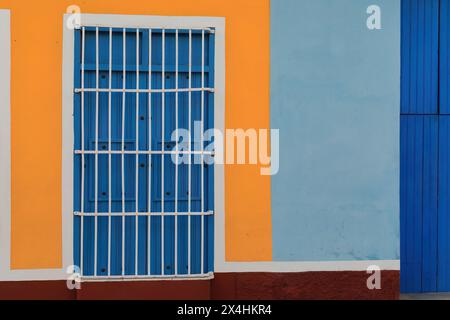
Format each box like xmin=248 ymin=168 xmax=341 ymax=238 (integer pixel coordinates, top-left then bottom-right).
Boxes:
xmin=75 ymin=88 xmax=214 ymax=93
xmin=83 ymin=64 xmax=210 ymax=73
xmin=74 ymin=211 xmax=215 ymax=217
xmin=81 ymin=26 xmax=215 ymax=33
xmin=74 ymin=150 xmax=214 ymax=155
xmin=80 ymin=272 xmax=214 ymax=282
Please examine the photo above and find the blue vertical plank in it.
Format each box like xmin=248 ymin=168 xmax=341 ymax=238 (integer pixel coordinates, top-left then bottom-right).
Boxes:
xmin=401 ymin=0 xmax=439 ymax=115
xmin=400 ymin=115 xmax=438 ymax=293
xmin=150 ymin=30 xmax=162 ymax=275
xmin=400 ymin=115 xmax=408 ymax=292
xmin=110 ymin=33 xmax=125 ymax=275
xmin=438 ymin=116 xmax=450 ymax=291
xmin=83 ymin=48 xmax=96 ymax=276
xmin=421 ymin=116 xmax=439 ymax=292
xmin=137 ymin=71 xmax=150 ymax=276
xmin=400 ymin=116 xmax=423 ymax=293
xmin=177 ymin=31 xmax=190 ymax=274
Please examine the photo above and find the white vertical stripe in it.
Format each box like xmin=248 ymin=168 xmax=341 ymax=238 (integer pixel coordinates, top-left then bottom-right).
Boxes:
xmin=187 ymin=29 xmax=192 ymax=275
xmin=0 ymin=10 xmax=11 ymax=277
xmin=107 ymin=27 xmax=113 ymax=276
xmin=200 ymin=30 xmax=205 ymax=274
xmin=80 ymin=27 xmax=86 ymax=275
xmin=161 ymin=29 xmax=166 ymax=275
xmin=135 ymin=29 xmax=140 ymax=276
xmin=94 ymin=27 xmax=99 ymax=276
xmin=174 ymin=29 xmax=179 ymax=275
xmin=147 ymin=30 xmax=153 ymax=275
xmin=121 ymin=28 xmax=127 ymax=276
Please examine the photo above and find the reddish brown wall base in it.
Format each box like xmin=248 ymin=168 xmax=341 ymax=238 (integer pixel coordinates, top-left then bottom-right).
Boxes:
xmin=0 ymin=271 xmax=399 ymax=300
xmin=212 ymin=271 xmax=399 ymax=300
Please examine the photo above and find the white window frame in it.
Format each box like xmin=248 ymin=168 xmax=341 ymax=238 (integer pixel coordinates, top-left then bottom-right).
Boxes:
xmin=62 ymin=14 xmax=226 ymax=281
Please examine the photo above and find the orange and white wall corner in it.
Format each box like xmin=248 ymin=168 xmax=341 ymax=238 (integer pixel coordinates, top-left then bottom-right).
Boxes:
xmin=0 ymin=0 xmax=400 ymax=300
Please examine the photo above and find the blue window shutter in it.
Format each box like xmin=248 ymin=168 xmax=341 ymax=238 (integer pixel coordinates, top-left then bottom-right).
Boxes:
xmin=74 ymin=28 xmax=215 ymax=277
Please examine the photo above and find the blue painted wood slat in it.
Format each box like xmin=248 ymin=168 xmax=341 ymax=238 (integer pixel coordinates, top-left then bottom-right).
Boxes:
xmin=438 ymin=116 xmax=450 ymax=291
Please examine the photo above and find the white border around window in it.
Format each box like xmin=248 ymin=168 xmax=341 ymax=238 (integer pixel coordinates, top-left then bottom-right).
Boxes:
xmin=61 ymin=13 xmax=227 ymax=281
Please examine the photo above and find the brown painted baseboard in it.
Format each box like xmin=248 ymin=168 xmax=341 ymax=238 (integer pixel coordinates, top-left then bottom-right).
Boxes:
xmin=0 ymin=271 xmax=399 ymax=300
xmin=212 ymin=271 xmax=400 ymax=300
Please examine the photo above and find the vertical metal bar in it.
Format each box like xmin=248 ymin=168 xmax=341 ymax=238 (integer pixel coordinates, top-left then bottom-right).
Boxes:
xmin=200 ymin=30 xmax=205 ymax=275
xmin=121 ymin=28 xmax=127 ymax=276
xmin=135 ymin=29 xmax=140 ymax=276
xmin=94 ymin=27 xmax=99 ymax=276
xmin=107 ymin=27 xmax=113 ymax=276
xmin=187 ymin=29 xmax=192 ymax=275
xmin=161 ymin=29 xmax=166 ymax=275
xmin=80 ymin=27 xmax=86 ymax=276
xmin=147 ymin=29 xmax=153 ymax=275
xmin=174 ymin=29 xmax=179 ymax=275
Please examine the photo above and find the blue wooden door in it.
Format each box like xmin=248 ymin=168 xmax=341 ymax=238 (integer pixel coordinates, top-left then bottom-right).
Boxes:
xmin=401 ymin=0 xmax=450 ymax=293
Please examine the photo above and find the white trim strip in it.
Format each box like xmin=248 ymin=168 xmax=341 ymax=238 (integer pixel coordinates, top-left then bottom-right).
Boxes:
xmin=0 ymin=9 xmax=11 ymax=277
xmin=188 ymin=29 xmax=192 ymax=275
xmin=174 ymin=29 xmax=179 ymax=276
xmin=82 ymin=272 xmax=214 ymax=282
xmin=135 ymin=28 xmax=140 ymax=276
xmin=62 ymin=13 xmax=75 ymax=276
xmin=74 ymin=150 xmax=214 ymax=155
xmin=161 ymin=28 xmax=166 ymax=276
xmin=121 ymin=28 xmax=127 ymax=276
xmin=80 ymin=26 xmax=86 ymax=275
xmin=200 ymin=29 xmax=205 ymax=275
xmin=75 ymin=88 xmax=215 ymax=93
xmin=94 ymin=26 xmax=99 ymax=277
xmin=216 ymin=260 xmax=401 ymax=272
xmin=148 ymin=29 xmax=153 ymax=275
xmin=107 ymin=27 xmax=113 ymax=277
xmin=76 ymin=14 xmax=221 ymax=30
xmin=74 ymin=211 xmax=215 ymax=217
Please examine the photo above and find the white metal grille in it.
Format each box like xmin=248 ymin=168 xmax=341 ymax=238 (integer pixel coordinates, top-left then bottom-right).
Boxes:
xmin=74 ymin=25 xmax=215 ymax=279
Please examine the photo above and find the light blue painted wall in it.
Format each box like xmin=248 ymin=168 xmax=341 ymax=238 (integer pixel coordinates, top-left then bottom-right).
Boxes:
xmin=271 ymin=0 xmax=400 ymax=261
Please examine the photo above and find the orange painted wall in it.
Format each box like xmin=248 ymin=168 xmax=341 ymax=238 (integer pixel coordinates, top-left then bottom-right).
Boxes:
xmin=1 ymin=0 xmax=271 ymax=269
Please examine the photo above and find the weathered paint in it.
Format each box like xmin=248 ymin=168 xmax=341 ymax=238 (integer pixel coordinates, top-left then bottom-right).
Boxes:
xmin=270 ymin=0 xmax=400 ymax=261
